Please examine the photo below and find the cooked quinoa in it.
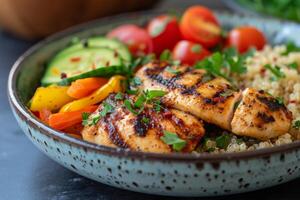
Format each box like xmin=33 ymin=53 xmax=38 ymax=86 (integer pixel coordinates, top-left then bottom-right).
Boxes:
xmin=197 ymin=45 xmax=300 ymax=153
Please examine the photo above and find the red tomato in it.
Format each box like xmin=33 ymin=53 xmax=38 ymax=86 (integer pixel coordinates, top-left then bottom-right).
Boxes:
xmin=172 ymin=40 xmax=211 ymax=65
xmin=147 ymin=15 xmax=182 ymax=55
xmin=227 ymin=26 xmax=266 ymax=53
xmin=107 ymin=24 xmax=153 ymax=56
xmin=180 ymin=6 xmax=221 ymax=48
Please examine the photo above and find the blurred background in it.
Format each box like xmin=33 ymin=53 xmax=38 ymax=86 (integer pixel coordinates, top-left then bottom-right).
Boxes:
xmin=0 ymin=0 xmax=299 ymax=40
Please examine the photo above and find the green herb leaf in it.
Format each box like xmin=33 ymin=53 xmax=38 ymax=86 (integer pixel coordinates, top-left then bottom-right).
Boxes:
xmin=114 ymin=92 xmax=124 ymax=100
xmin=275 ymin=96 xmax=284 ymax=105
xmin=100 ymin=102 xmax=114 ymax=117
xmin=293 ymin=120 xmax=300 ymax=129
xmin=264 ymin=64 xmax=286 ymax=80
xmin=216 ymin=134 xmax=231 ymax=149
xmin=282 ymin=41 xmax=300 ymax=55
xmin=82 ymin=112 xmax=90 ymax=126
xmin=134 ymin=93 xmax=147 ymax=108
xmin=141 ymin=117 xmax=150 ymax=124
xmin=160 ymin=49 xmax=172 ymax=61
xmin=131 ymin=77 xmax=142 ymax=86
xmin=160 ymin=131 xmax=187 ymax=151
xmin=287 ymin=62 xmax=298 ymax=70
xmin=145 ymin=90 xmax=166 ymax=100
xmin=124 ymin=99 xmax=138 ymax=115
xmin=165 ymin=66 xmax=180 ymax=75
xmin=126 ymin=89 xmax=139 ymax=95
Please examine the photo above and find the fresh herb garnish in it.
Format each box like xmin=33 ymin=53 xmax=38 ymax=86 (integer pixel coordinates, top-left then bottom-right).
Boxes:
xmin=195 ymin=47 xmax=253 ymax=82
xmin=287 ymin=62 xmax=298 ymax=70
xmin=293 ymin=120 xmax=300 ymax=129
xmin=264 ymin=64 xmax=286 ymax=80
xmin=131 ymin=77 xmax=142 ymax=86
xmin=160 ymin=131 xmax=187 ymax=151
xmin=126 ymin=89 xmax=139 ymax=95
xmin=100 ymin=102 xmax=114 ymax=117
xmin=236 ymin=138 xmax=244 ymax=145
xmin=165 ymin=66 xmax=180 ymax=75
xmin=215 ymin=134 xmax=231 ymax=149
xmin=82 ymin=112 xmax=90 ymax=126
xmin=282 ymin=41 xmax=300 ymax=55
xmin=145 ymin=90 xmax=166 ymax=100
xmin=124 ymin=99 xmax=138 ymax=115
xmin=160 ymin=49 xmax=172 ymax=61
xmin=141 ymin=116 xmax=150 ymax=124
xmin=134 ymin=93 xmax=147 ymax=108
xmin=114 ymin=92 xmax=124 ymax=100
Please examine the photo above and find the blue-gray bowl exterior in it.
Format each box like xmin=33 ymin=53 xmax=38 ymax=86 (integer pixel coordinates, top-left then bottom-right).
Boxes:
xmin=8 ymin=11 xmax=300 ymax=197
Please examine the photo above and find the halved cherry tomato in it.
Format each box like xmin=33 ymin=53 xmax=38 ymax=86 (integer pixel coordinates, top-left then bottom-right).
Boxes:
xmin=107 ymin=24 xmax=153 ymax=56
xmin=227 ymin=26 xmax=266 ymax=53
xmin=180 ymin=6 xmax=221 ymax=48
xmin=172 ymin=40 xmax=211 ymax=65
xmin=147 ymin=15 xmax=182 ymax=55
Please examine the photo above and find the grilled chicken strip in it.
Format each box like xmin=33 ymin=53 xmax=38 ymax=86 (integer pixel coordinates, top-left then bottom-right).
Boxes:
xmin=136 ymin=61 xmax=292 ymax=140
xmin=82 ymin=94 xmax=205 ymax=153
xmin=231 ymin=88 xmax=292 ymax=140
xmin=135 ymin=61 xmax=242 ymax=130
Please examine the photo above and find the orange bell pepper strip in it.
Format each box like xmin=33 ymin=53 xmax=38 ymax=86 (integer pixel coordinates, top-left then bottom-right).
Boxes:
xmin=67 ymin=77 xmax=108 ymax=99
xmin=38 ymin=108 xmax=52 ymax=124
xmin=49 ymin=105 xmax=98 ymax=130
xmin=60 ymin=75 xmax=125 ymax=112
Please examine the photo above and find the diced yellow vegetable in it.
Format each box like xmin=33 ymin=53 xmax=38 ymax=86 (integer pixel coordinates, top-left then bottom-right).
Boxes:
xmin=30 ymin=85 xmax=74 ymax=112
xmin=59 ymin=75 xmax=125 ymax=112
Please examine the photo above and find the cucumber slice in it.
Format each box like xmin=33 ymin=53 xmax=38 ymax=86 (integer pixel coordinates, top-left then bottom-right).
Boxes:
xmin=54 ymin=37 xmax=131 ymax=62
xmin=41 ymin=47 xmax=122 ymax=86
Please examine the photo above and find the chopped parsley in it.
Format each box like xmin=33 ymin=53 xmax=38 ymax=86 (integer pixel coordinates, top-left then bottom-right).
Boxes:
xmin=124 ymin=99 xmax=138 ymax=115
xmin=145 ymin=90 xmax=166 ymax=100
xmin=114 ymin=92 xmax=124 ymax=100
xmin=131 ymin=77 xmax=142 ymax=86
xmin=194 ymin=47 xmax=253 ymax=82
xmin=134 ymin=93 xmax=147 ymax=108
xmin=264 ymin=64 xmax=286 ymax=80
xmin=287 ymin=62 xmax=298 ymax=70
xmin=165 ymin=66 xmax=180 ymax=75
xmin=160 ymin=131 xmax=187 ymax=151
xmin=141 ymin=116 xmax=150 ymax=124
xmin=215 ymin=134 xmax=231 ymax=149
xmin=293 ymin=120 xmax=300 ymax=129
xmin=282 ymin=41 xmax=300 ymax=55
xmin=275 ymin=96 xmax=284 ymax=105
xmin=100 ymin=102 xmax=114 ymax=117
xmin=82 ymin=112 xmax=90 ymax=126
xmin=160 ymin=49 xmax=172 ymax=61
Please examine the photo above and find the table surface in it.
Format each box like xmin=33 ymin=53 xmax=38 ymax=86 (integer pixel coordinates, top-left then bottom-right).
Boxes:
xmin=1 ymin=0 xmax=300 ymax=199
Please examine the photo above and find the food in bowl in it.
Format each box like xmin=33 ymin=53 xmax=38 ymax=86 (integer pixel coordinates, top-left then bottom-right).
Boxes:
xmin=28 ymin=5 xmax=300 ymax=154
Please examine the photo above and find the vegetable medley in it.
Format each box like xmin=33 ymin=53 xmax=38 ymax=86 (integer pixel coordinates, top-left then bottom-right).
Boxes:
xmin=28 ymin=5 xmax=300 ymax=153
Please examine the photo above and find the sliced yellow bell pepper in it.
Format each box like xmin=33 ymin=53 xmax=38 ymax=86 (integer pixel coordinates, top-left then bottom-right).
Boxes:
xmin=30 ymin=85 xmax=74 ymax=112
xmin=59 ymin=75 xmax=125 ymax=112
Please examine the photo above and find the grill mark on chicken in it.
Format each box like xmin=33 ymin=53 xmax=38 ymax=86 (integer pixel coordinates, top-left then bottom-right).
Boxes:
xmin=81 ymin=93 xmax=205 ymax=153
xmin=134 ymin=113 xmax=151 ymax=137
xmin=257 ymin=112 xmax=275 ymax=123
xmin=104 ymin=115 xmax=128 ymax=148
xmin=257 ymin=96 xmax=283 ymax=111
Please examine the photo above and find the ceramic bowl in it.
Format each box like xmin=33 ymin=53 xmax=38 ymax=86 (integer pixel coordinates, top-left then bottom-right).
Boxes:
xmin=8 ymin=10 xmax=300 ymax=197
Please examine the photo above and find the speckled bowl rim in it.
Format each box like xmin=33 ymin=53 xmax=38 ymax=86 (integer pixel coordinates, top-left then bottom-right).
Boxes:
xmin=8 ymin=9 xmax=300 ymax=162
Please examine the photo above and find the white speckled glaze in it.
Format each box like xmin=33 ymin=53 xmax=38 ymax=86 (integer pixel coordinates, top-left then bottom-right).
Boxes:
xmin=8 ymin=11 xmax=300 ymax=196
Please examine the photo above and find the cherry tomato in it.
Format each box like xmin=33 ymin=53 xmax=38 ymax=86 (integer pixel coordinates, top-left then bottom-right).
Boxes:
xmin=227 ymin=26 xmax=266 ymax=53
xmin=147 ymin=15 xmax=182 ymax=55
xmin=107 ymin=24 xmax=153 ymax=56
xmin=172 ymin=40 xmax=211 ymax=65
xmin=180 ymin=6 xmax=221 ymax=48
